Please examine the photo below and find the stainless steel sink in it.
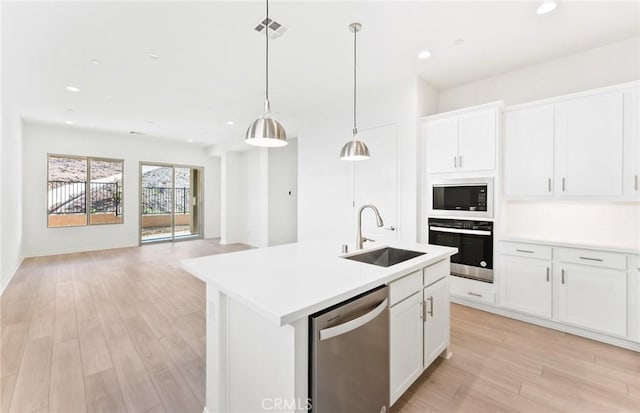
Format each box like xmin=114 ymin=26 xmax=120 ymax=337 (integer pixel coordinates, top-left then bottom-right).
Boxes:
xmin=343 ymin=247 xmax=426 ymax=267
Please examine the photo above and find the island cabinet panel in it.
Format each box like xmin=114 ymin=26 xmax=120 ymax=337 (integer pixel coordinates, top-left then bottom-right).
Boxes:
xmin=423 ymin=277 xmax=450 ymax=368
xmin=388 ymin=259 xmax=451 ymax=407
xmin=389 ymin=292 xmax=423 ymax=405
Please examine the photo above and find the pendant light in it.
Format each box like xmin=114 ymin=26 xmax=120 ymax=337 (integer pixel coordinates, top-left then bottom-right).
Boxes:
xmin=339 ymin=22 xmax=369 ymax=161
xmin=245 ymin=0 xmax=287 ymax=147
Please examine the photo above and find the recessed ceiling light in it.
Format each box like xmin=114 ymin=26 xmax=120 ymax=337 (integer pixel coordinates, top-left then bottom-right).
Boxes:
xmin=537 ymin=1 xmax=557 ymax=15
xmin=65 ymin=120 xmax=74 ymax=125
xmin=187 ymin=139 xmax=194 ymax=143
xmin=417 ymin=50 xmax=432 ymax=60
xmin=148 ymin=52 xmax=159 ymax=60
xmin=227 ymin=121 xmax=234 ymax=126
xmin=91 ymin=59 xmax=102 ymax=65
xmin=65 ymin=86 xmax=80 ymax=92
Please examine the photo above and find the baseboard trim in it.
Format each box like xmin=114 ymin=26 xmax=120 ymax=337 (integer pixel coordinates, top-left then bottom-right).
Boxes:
xmin=451 ymin=296 xmax=640 ymax=352
xmin=0 ymin=256 xmax=24 ymax=297
xmin=22 ymin=243 xmax=139 ymax=259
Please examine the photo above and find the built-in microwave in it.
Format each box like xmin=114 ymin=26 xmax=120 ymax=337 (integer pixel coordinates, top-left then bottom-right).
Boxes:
xmin=430 ymin=178 xmax=494 ymax=218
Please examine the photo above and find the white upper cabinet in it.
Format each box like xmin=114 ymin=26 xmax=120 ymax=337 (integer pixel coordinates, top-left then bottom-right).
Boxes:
xmin=425 ymin=117 xmax=458 ymax=173
xmin=458 ymin=110 xmax=496 ymax=172
xmin=623 ymin=88 xmax=639 ymax=198
xmin=425 ymin=106 xmax=497 ymax=174
xmin=504 ymin=105 xmax=555 ymax=197
xmin=556 ymin=92 xmax=624 ymax=197
xmin=503 ymin=82 xmax=638 ymax=199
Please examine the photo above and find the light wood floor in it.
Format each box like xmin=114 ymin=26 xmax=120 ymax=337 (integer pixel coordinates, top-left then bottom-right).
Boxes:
xmin=392 ymin=305 xmax=640 ymax=413
xmin=0 ymin=239 xmax=248 ymax=413
xmin=2 ymin=240 xmax=639 ymax=413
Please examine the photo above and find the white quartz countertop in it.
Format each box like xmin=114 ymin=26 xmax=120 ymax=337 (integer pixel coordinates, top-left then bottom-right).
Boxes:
xmin=182 ymin=241 xmax=457 ymax=326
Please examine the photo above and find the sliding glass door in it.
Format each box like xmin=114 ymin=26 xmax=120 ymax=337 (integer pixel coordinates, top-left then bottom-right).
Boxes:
xmin=140 ymin=163 xmax=202 ymax=243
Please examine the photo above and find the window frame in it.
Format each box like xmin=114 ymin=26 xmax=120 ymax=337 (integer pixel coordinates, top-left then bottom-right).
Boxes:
xmin=47 ymin=153 xmax=125 ymax=228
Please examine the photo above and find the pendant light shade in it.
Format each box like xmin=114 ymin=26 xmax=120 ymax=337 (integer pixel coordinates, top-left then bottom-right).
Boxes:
xmin=246 ymin=0 xmax=287 ymax=147
xmin=246 ymin=102 xmax=287 ymax=147
xmin=340 ymin=22 xmax=369 ymax=161
xmin=339 ymin=139 xmax=370 ymax=160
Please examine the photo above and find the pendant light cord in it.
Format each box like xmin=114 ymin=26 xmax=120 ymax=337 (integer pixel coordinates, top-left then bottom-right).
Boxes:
xmin=265 ymin=0 xmax=269 ymax=104
xmin=353 ymin=26 xmax=357 ymax=137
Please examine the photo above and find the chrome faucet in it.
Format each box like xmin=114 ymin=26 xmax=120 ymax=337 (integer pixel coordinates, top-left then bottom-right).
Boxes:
xmin=356 ymin=204 xmax=384 ymax=249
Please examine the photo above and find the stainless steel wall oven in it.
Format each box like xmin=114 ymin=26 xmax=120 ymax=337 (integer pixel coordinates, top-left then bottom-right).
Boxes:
xmin=428 ymin=218 xmax=493 ymax=283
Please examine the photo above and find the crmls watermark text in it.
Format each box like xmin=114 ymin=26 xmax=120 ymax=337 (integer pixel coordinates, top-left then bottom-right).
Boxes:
xmin=261 ymin=398 xmax=312 ymax=411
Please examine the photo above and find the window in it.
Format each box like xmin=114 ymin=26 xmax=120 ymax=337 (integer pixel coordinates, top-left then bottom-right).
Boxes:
xmin=47 ymin=154 xmax=124 ymax=227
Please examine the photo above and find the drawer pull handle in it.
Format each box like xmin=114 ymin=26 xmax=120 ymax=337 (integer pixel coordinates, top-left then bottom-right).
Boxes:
xmin=579 ymin=256 xmax=603 ymax=262
xmin=516 ymin=249 xmax=534 ymax=254
xmin=561 ymin=269 xmax=565 ymax=285
xmin=427 ymin=296 xmax=434 ymax=317
xmin=454 ymin=156 xmax=457 ymax=168
xmin=562 ymin=177 xmax=566 ymax=191
xmin=548 ymin=178 xmax=552 ymax=192
xmin=635 ymin=175 xmax=639 ymax=191
xmin=419 ymin=301 xmax=424 ymax=320
xmin=467 ymin=292 xmax=482 ymax=298
xmin=546 ymin=267 xmax=550 ymax=282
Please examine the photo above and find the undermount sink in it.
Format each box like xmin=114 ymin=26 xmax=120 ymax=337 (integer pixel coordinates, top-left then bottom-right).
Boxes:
xmin=343 ymin=247 xmax=426 ymax=267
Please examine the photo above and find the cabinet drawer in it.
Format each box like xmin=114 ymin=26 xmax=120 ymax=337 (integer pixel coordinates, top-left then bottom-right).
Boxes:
xmin=424 ymin=259 xmax=449 ymax=287
xmin=449 ymin=276 xmax=495 ymax=304
xmin=501 ymin=242 xmax=552 ymax=260
xmin=389 ymin=270 xmax=422 ymax=306
xmin=558 ymin=248 xmax=626 ymax=270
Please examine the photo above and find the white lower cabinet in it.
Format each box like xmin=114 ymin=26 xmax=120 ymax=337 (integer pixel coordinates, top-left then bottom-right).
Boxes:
xmin=389 ymin=292 xmax=423 ymax=404
xmin=499 ymin=242 xmax=635 ymax=344
xmin=557 ymin=263 xmax=627 ymax=337
xmin=423 ymin=277 xmax=450 ymax=367
xmin=389 ymin=260 xmax=451 ymax=406
xmin=502 ymin=255 xmax=552 ymax=319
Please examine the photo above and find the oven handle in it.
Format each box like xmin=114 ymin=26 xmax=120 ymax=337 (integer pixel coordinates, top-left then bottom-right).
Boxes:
xmin=429 ymin=226 xmax=492 ymax=236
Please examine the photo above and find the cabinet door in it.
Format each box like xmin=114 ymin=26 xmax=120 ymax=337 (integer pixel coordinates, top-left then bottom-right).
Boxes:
xmin=458 ymin=109 xmax=496 ymax=172
xmin=558 ymin=263 xmax=627 ymax=337
xmin=389 ymin=292 xmax=423 ymax=406
xmin=556 ymin=92 xmax=624 ymax=196
xmin=504 ymin=105 xmax=555 ymax=197
xmin=426 ymin=118 xmax=459 ymax=173
xmin=502 ymin=255 xmax=552 ymax=318
xmin=423 ymin=277 xmax=450 ymax=368
xmin=623 ymin=88 xmax=639 ymax=198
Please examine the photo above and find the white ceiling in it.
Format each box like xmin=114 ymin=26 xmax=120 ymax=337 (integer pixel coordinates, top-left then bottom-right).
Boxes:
xmin=3 ymin=1 xmax=639 ymax=148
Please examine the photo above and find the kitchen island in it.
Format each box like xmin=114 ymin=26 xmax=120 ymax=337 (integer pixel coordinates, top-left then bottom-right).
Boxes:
xmin=182 ymin=241 xmax=457 ymax=413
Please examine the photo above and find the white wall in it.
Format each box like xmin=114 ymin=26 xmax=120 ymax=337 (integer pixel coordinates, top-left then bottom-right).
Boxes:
xmin=437 ymin=37 xmax=640 ymax=249
xmin=220 ymin=141 xmax=298 ymax=248
xmin=268 ymin=138 xmax=298 ymax=246
xmin=220 ymin=151 xmax=246 ymax=245
xmin=1 ymin=109 xmax=23 ymax=292
xmin=245 ymin=148 xmax=269 ymax=248
xmin=438 ymin=37 xmax=640 ymax=112
xmin=22 ymin=122 xmax=221 ymax=257
xmin=297 ymin=76 xmax=438 ymax=244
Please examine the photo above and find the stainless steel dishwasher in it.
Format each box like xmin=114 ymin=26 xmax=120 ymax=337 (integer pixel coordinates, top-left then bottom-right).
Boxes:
xmin=309 ymin=285 xmax=389 ymax=413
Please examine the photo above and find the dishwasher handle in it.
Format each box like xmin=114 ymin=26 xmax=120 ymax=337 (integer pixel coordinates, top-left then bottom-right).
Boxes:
xmin=319 ymin=299 xmax=388 ymax=341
